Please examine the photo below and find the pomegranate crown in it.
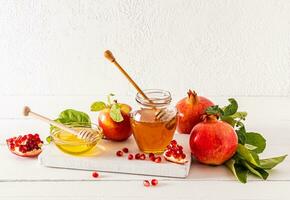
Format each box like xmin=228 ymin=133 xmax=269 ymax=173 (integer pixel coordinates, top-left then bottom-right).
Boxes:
xmin=187 ymin=89 xmax=198 ymax=104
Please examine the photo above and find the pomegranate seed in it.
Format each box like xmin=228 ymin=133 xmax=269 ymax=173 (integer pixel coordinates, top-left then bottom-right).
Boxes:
xmin=181 ymin=153 xmax=186 ymax=159
xmin=116 ymin=150 xmax=123 ymax=157
xmin=150 ymin=155 xmax=155 ymax=161
xmin=135 ymin=153 xmax=141 ymax=160
xmin=128 ymin=154 xmax=134 ymax=160
xmin=165 ymin=151 xmax=172 ymax=157
xmin=122 ymin=147 xmax=129 ymax=153
xmin=149 ymin=153 xmax=154 ymax=158
xmin=151 ymin=179 xmax=158 ymax=186
xmin=170 ymin=140 xmax=177 ymax=146
xmin=140 ymin=154 xmax=146 ymax=160
xmin=92 ymin=171 xmax=99 ymax=178
xmin=177 ymin=145 xmax=183 ymax=150
xmin=154 ymin=156 xmax=161 ymax=163
xmin=143 ymin=180 xmax=150 ymax=187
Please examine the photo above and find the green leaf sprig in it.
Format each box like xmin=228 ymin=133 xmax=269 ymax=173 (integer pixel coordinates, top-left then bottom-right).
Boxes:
xmin=91 ymin=94 xmax=124 ymax=122
xmin=205 ymin=98 xmax=287 ymax=183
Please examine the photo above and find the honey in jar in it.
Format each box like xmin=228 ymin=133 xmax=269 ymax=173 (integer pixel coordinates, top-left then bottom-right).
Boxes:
xmin=131 ymin=89 xmax=177 ymax=153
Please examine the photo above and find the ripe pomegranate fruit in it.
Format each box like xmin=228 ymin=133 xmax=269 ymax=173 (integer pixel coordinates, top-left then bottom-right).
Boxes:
xmin=176 ymin=90 xmax=214 ymax=134
xmin=189 ymin=115 xmax=238 ymax=165
xmin=6 ymin=134 xmax=43 ymax=157
xmin=163 ymin=140 xmax=187 ymax=164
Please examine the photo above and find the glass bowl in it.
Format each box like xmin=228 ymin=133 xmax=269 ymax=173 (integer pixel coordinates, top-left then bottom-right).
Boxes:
xmin=50 ymin=123 xmax=103 ymax=155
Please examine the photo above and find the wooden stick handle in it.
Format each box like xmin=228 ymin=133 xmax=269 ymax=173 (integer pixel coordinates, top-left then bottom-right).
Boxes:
xmin=104 ymin=50 xmax=152 ymax=103
xmin=23 ymin=106 xmax=78 ymax=135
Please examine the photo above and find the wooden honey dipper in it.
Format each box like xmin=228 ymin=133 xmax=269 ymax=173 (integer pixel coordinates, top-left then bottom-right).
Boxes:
xmin=104 ymin=50 xmax=176 ymax=128
xmin=104 ymin=50 xmax=153 ymax=104
xmin=103 ymin=50 xmax=175 ymax=126
xmin=23 ymin=106 xmax=99 ymax=142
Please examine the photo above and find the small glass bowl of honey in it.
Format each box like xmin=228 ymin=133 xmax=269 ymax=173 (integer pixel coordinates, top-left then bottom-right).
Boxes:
xmin=131 ymin=89 xmax=177 ymax=154
xmin=50 ymin=123 xmax=103 ymax=155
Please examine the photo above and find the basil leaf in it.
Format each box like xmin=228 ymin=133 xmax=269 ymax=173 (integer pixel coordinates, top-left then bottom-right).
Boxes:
xmin=259 ymin=155 xmax=287 ymax=170
xmin=242 ymin=160 xmax=269 ymax=180
xmin=226 ymin=159 xmax=248 ymax=183
xmin=237 ymin=144 xmax=260 ymax=167
xmin=223 ymin=98 xmax=238 ymax=116
xmin=205 ymin=105 xmax=224 ymax=116
xmin=51 ymin=109 xmax=91 ymax=132
xmin=110 ymin=104 xmax=124 ymax=122
xmin=245 ymin=132 xmax=266 ymax=154
xmin=91 ymin=101 xmax=107 ymax=111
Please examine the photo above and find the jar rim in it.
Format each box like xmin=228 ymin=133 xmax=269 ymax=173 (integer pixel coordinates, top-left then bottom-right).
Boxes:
xmin=135 ymin=89 xmax=172 ymax=107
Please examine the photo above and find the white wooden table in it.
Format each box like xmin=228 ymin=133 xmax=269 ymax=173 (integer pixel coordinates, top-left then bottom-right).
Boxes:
xmin=0 ymin=96 xmax=290 ymax=199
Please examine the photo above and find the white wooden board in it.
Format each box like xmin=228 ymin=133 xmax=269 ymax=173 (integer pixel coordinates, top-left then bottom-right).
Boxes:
xmin=38 ymin=134 xmax=191 ymax=178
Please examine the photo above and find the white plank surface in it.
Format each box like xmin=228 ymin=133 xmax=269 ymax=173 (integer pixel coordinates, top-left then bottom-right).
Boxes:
xmin=0 ymin=96 xmax=290 ymax=199
xmin=38 ymin=134 xmax=191 ymax=178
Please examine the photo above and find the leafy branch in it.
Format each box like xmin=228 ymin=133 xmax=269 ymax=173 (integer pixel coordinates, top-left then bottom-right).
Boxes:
xmin=205 ymin=98 xmax=287 ymax=183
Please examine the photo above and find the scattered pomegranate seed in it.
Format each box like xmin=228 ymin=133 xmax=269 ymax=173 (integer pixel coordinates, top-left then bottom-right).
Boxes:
xmin=149 ymin=153 xmax=154 ymax=158
xmin=122 ymin=147 xmax=129 ymax=153
xmin=140 ymin=154 xmax=146 ymax=160
xmin=143 ymin=180 xmax=150 ymax=187
xmin=154 ymin=156 xmax=161 ymax=163
xmin=128 ymin=154 xmax=134 ymax=160
xmin=135 ymin=153 xmax=141 ymax=160
xmin=151 ymin=179 xmax=158 ymax=186
xmin=92 ymin=171 xmax=99 ymax=178
xmin=116 ymin=150 xmax=123 ymax=157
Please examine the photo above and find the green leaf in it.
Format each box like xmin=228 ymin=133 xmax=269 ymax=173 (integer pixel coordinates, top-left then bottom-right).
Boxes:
xmin=50 ymin=109 xmax=91 ymax=133
xmin=245 ymin=132 xmax=266 ymax=154
xmin=223 ymin=98 xmax=238 ymax=116
xmin=226 ymin=159 xmax=249 ymax=183
xmin=109 ymin=104 xmax=124 ymax=122
xmin=237 ymin=144 xmax=260 ymax=167
xmin=220 ymin=116 xmax=236 ymax=127
xmin=244 ymin=144 xmax=258 ymax=151
xmin=259 ymin=155 xmax=287 ymax=170
xmin=242 ymin=160 xmax=269 ymax=180
xmin=231 ymin=112 xmax=247 ymax=120
xmin=57 ymin=109 xmax=91 ymax=124
xmin=46 ymin=136 xmax=52 ymax=144
xmin=236 ymin=125 xmax=246 ymax=145
xmin=90 ymin=101 xmax=107 ymax=112
xmin=205 ymin=105 xmax=224 ymax=116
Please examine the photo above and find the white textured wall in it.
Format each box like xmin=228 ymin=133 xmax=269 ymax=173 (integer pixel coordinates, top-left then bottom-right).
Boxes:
xmin=1 ymin=0 xmax=290 ymax=98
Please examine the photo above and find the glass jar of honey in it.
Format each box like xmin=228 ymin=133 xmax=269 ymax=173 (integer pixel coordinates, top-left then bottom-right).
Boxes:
xmin=131 ymin=89 xmax=177 ymax=154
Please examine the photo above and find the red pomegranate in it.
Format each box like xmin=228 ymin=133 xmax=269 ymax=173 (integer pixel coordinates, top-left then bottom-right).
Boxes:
xmin=189 ymin=115 xmax=238 ymax=165
xmin=6 ymin=134 xmax=43 ymax=157
xmin=176 ymin=90 xmax=214 ymax=134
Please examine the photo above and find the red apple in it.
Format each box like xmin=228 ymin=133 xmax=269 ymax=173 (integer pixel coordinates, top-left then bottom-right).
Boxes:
xmin=98 ymin=104 xmax=132 ymax=141
xmin=176 ymin=90 xmax=214 ymax=134
xmin=189 ymin=115 xmax=238 ymax=165
xmin=91 ymin=95 xmax=132 ymax=141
